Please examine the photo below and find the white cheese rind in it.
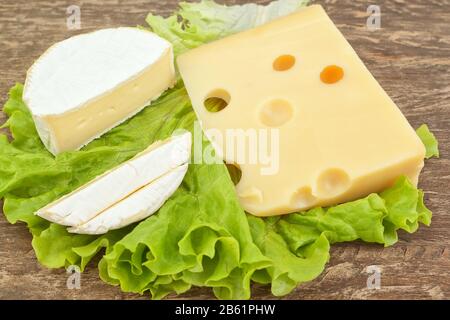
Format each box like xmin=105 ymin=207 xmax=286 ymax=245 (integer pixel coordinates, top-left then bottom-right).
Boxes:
xmin=23 ymin=27 xmax=176 ymax=155
xmin=35 ymin=132 xmax=191 ymax=226
xmin=68 ymin=164 xmax=188 ymax=235
xmin=24 ymin=27 xmax=172 ymax=115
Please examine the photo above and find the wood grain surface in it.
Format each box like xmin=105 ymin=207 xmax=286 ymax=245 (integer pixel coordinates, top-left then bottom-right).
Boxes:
xmin=0 ymin=0 xmax=449 ymax=300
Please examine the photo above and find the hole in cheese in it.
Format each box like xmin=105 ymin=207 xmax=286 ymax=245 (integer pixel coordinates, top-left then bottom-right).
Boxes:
xmin=273 ymin=54 xmax=296 ymax=71
xmin=320 ymin=65 xmax=344 ymax=84
xmin=204 ymin=89 xmax=231 ymax=112
xmin=291 ymin=186 xmax=317 ymax=209
xmin=259 ymin=99 xmax=293 ymax=127
xmin=225 ymin=162 xmax=242 ymax=185
xmin=316 ymin=168 xmax=350 ymax=198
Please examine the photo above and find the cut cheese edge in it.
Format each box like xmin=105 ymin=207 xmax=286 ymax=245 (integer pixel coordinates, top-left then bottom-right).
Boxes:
xmin=36 ymin=132 xmax=191 ymax=226
xmin=24 ymin=27 xmax=176 ymax=155
xmin=177 ymin=5 xmax=425 ymax=216
xmin=68 ymin=164 xmax=188 ymax=235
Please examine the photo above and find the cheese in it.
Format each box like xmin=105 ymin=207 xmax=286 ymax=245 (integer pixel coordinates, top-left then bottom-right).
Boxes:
xmin=177 ymin=5 xmax=425 ymax=216
xmin=68 ymin=164 xmax=188 ymax=235
xmin=36 ymin=132 xmax=191 ymax=226
xmin=24 ymin=27 xmax=176 ymax=155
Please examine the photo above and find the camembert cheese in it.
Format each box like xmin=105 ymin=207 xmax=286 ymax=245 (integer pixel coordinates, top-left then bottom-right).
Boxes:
xmin=177 ymin=5 xmax=425 ymax=216
xmin=36 ymin=132 xmax=191 ymax=230
xmin=24 ymin=27 xmax=176 ymax=155
xmin=68 ymin=164 xmax=188 ymax=235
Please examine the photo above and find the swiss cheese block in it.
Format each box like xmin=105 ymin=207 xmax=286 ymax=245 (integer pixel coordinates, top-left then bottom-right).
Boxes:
xmin=24 ymin=27 xmax=176 ymax=155
xmin=177 ymin=5 xmax=425 ymax=216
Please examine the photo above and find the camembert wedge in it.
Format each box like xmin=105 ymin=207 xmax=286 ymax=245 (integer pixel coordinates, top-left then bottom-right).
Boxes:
xmin=68 ymin=164 xmax=188 ymax=235
xmin=24 ymin=27 xmax=176 ymax=155
xmin=36 ymin=132 xmax=191 ymax=230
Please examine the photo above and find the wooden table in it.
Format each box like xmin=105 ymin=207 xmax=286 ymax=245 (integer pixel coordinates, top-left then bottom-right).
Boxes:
xmin=0 ymin=0 xmax=448 ymax=300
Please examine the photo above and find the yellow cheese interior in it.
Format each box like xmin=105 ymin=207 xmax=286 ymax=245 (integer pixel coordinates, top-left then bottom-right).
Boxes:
xmin=45 ymin=49 xmax=175 ymax=153
xmin=177 ymin=5 xmax=425 ymax=216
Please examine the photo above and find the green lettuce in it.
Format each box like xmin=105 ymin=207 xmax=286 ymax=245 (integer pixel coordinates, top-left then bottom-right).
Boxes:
xmin=0 ymin=0 xmax=437 ymax=299
xmin=0 ymin=84 xmax=435 ymax=299
xmin=146 ymin=0 xmax=310 ymax=55
xmin=416 ymin=124 xmax=439 ymax=159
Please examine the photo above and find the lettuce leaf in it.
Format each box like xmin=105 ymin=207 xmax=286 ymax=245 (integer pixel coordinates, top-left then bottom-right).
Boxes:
xmin=416 ymin=124 xmax=439 ymax=159
xmin=246 ymin=176 xmax=431 ymax=296
xmin=146 ymin=0 xmax=310 ymax=55
xmin=0 ymin=0 xmax=437 ymax=299
xmin=0 ymin=84 xmax=434 ymax=299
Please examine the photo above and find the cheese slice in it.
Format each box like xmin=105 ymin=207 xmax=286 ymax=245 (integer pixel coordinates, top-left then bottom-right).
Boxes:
xmin=177 ymin=5 xmax=425 ymax=216
xmin=68 ymin=164 xmax=188 ymax=235
xmin=36 ymin=132 xmax=191 ymax=226
xmin=24 ymin=27 xmax=176 ymax=155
